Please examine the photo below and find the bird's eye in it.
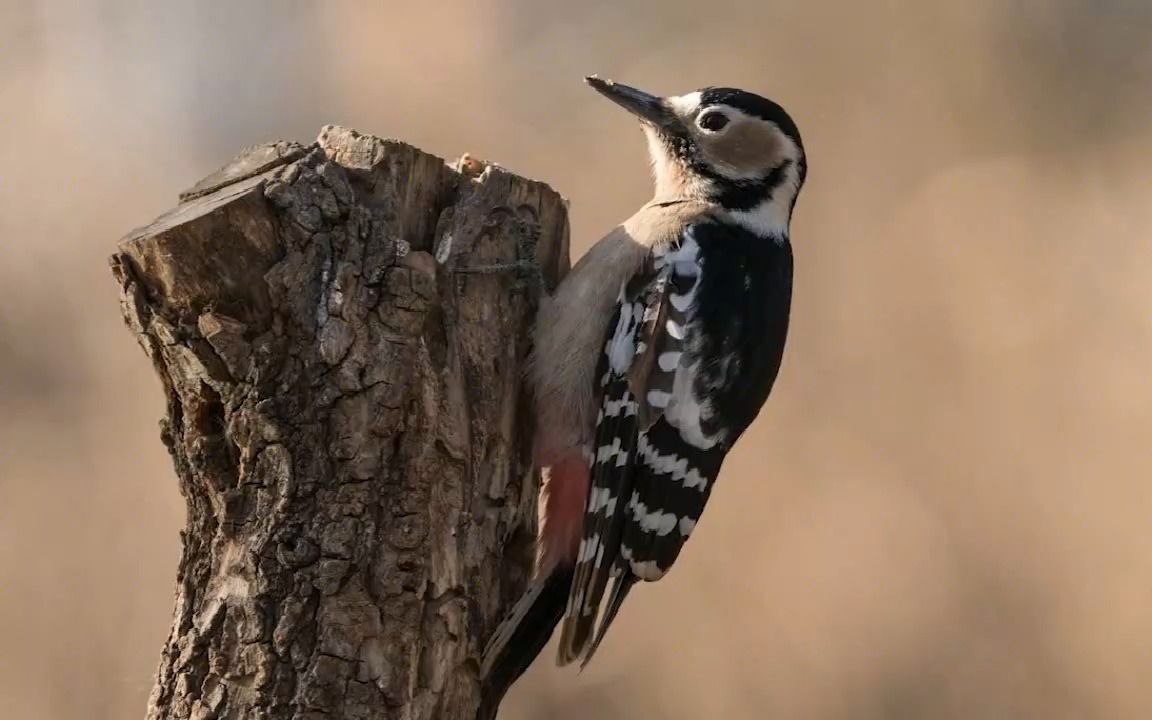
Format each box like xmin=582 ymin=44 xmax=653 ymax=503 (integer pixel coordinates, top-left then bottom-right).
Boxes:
xmin=697 ymin=111 xmax=730 ymax=132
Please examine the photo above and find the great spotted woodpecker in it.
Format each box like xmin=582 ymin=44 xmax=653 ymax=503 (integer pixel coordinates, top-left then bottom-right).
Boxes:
xmin=480 ymin=76 xmax=807 ymax=714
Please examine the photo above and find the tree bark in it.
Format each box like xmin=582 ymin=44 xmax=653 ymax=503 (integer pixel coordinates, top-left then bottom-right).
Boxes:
xmin=110 ymin=126 xmax=569 ymax=720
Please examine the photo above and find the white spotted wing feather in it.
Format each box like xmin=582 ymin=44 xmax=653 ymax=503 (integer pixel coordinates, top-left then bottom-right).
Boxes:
xmin=557 ymin=227 xmax=728 ymax=666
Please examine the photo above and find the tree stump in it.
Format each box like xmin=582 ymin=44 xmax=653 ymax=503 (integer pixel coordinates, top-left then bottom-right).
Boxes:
xmin=110 ymin=126 xmax=570 ymax=720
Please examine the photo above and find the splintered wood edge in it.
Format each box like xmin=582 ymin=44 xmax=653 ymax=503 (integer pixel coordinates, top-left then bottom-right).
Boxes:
xmin=178 ymin=140 xmax=309 ymax=202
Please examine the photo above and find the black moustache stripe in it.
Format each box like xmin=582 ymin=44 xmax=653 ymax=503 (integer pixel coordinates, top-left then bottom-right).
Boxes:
xmin=697 ymin=160 xmax=792 ymax=211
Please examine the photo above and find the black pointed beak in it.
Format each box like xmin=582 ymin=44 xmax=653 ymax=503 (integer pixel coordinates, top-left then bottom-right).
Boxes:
xmin=585 ymin=76 xmax=675 ymax=127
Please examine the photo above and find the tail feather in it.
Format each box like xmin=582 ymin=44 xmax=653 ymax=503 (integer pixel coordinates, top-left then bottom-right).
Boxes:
xmin=479 ymin=565 xmax=574 ymax=719
xmin=579 ymin=572 xmax=636 ymax=669
xmin=556 ymin=373 xmax=639 ymax=665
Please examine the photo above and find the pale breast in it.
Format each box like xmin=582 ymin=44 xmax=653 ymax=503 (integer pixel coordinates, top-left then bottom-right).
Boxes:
xmin=529 ymin=200 xmax=713 ymax=459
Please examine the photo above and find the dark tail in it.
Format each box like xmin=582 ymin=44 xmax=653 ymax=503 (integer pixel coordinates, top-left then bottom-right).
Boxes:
xmin=478 ymin=565 xmax=575 ymax=720
xmin=579 ymin=572 xmax=635 ymax=670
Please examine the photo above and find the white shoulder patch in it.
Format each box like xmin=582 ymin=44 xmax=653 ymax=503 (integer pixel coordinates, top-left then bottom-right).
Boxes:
xmin=659 ymin=228 xmax=723 ymax=450
xmin=607 ymin=283 xmax=638 ymax=375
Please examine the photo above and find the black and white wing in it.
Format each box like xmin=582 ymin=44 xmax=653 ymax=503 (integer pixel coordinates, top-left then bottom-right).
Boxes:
xmin=556 ymin=221 xmax=794 ymax=667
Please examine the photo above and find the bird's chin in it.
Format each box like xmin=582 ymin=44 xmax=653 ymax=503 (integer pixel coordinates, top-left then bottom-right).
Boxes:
xmin=641 ymin=124 xmax=670 ymax=160
xmin=645 ymin=140 xmax=700 ymax=200
xmin=640 ymin=121 xmax=676 ymax=147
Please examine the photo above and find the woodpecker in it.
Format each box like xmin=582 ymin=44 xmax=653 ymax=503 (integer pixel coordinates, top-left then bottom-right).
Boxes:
xmin=480 ymin=76 xmax=807 ymax=714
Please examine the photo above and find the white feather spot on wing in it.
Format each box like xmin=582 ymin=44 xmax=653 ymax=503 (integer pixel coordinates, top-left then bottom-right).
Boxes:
xmin=667 ymin=228 xmax=702 ymax=274
xmin=682 ymin=468 xmax=708 ymax=491
xmin=603 ymin=397 xmax=629 ymax=417
xmin=588 ymin=487 xmax=620 ymax=517
xmin=669 ymin=292 xmax=694 ymax=312
xmin=647 ymin=389 xmax=672 ymax=409
xmin=679 ymin=517 xmax=697 ymax=536
xmin=588 ymin=487 xmax=610 ymax=513
xmin=596 ymin=438 xmax=628 ymax=465
xmin=642 ymin=510 xmax=679 ymax=536
xmin=662 ymin=358 xmax=721 ymax=450
xmin=637 ymin=433 xmax=711 ymax=491
xmin=578 ymin=534 xmax=600 ymax=562
xmin=657 ymin=351 xmax=681 ymax=372
xmin=626 ymin=493 xmax=679 ymax=537
xmin=608 ymin=301 xmax=637 ymax=374
xmin=629 ymin=558 xmax=666 ymax=581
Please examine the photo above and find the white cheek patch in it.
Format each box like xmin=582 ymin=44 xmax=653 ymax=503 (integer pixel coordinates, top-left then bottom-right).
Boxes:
xmin=696 ymin=109 xmax=802 ymax=192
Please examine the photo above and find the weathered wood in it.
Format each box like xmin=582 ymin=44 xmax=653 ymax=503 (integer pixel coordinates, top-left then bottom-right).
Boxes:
xmin=111 ymin=125 xmax=569 ymax=720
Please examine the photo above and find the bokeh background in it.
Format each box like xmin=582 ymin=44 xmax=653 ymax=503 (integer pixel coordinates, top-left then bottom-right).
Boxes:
xmin=3 ymin=2 xmax=1152 ymax=718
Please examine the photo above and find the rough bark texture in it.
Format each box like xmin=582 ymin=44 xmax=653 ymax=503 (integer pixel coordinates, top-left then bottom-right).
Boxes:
xmin=111 ymin=126 xmax=570 ymax=720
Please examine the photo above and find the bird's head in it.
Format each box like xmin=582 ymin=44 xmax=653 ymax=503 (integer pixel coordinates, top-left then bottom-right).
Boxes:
xmin=586 ymin=76 xmax=806 ymax=237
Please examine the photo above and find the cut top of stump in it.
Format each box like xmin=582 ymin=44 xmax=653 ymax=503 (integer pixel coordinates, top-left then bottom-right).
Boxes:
xmin=112 ymin=125 xmax=571 ymax=334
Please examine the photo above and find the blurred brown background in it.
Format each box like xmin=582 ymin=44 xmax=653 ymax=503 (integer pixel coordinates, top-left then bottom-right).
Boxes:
xmin=2 ymin=2 xmax=1151 ymax=718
